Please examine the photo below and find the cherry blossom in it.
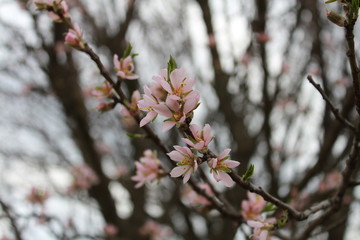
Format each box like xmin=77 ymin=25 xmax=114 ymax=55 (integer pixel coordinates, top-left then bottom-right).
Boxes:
xmin=91 ymin=81 xmax=114 ymax=100
xmin=103 ymin=224 xmax=118 ymax=236
xmin=131 ymin=150 xmax=163 ymax=188
xmin=181 ymin=183 xmax=213 ymax=207
xmin=139 ymin=220 xmax=172 ymax=240
xmin=182 ymin=123 xmax=213 ymax=152
xmin=138 ymin=86 xmax=159 ymax=127
xmin=65 ymin=24 xmax=84 ymax=49
xmin=208 ymin=149 xmax=240 ymax=187
xmin=241 ymin=192 xmax=266 ymax=220
xmin=168 ymin=146 xmax=198 ymax=183
xmin=247 ymin=218 xmax=276 ymax=240
xmin=113 ymin=55 xmax=138 ymax=80
xmin=68 ymin=164 xmax=99 ymax=191
xmin=26 ymin=187 xmax=49 ymax=205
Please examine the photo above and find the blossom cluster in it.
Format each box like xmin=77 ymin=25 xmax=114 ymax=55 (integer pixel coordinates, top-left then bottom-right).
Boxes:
xmin=139 ymin=220 xmax=172 ymax=240
xmin=68 ymin=164 xmax=99 ymax=192
xmin=131 ymin=150 xmax=164 ymax=188
xmin=241 ymin=192 xmax=275 ymax=240
xmin=138 ymin=68 xmax=200 ymax=131
xmin=26 ymin=187 xmax=49 ymax=205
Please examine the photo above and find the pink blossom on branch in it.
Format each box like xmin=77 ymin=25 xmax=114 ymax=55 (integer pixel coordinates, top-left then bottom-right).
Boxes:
xmin=181 ymin=183 xmax=214 ymax=207
xmin=208 ymin=149 xmax=240 ymax=187
xmin=138 ymin=86 xmax=159 ymax=127
xmin=103 ymin=224 xmax=119 ymax=236
xmin=65 ymin=24 xmax=84 ymax=49
xmin=68 ymin=164 xmax=99 ymax=192
xmin=26 ymin=187 xmax=49 ymax=205
xmin=182 ymin=123 xmax=213 ymax=152
xmin=139 ymin=220 xmax=172 ymax=240
xmin=168 ymin=146 xmax=198 ymax=183
xmin=247 ymin=218 xmax=276 ymax=240
xmin=113 ymin=54 xmax=138 ymax=80
xmin=241 ymin=192 xmax=266 ymax=220
xmin=91 ymin=81 xmax=114 ymax=100
xmin=131 ymin=150 xmax=164 ymax=188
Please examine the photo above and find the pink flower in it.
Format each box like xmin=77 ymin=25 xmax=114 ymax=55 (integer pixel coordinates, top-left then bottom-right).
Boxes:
xmin=65 ymin=24 xmax=84 ymax=48
xmin=182 ymin=124 xmax=213 ymax=152
xmin=138 ymin=86 xmax=159 ymax=127
xmin=156 ymin=68 xmax=195 ymax=101
xmin=26 ymin=187 xmax=49 ymax=205
xmin=68 ymin=165 xmax=99 ymax=191
xmin=318 ymin=171 xmax=342 ymax=192
xmin=247 ymin=218 xmax=276 ymax=240
xmin=103 ymin=224 xmax=118 ymax=236
xmin=113 ymin=55 xmax=138 ymax=80
xmin=95 ymin=102 xmax=116 ymax=112
xmin=91 ymin=81 xmax=114 ymax=100
xmin=122 ymin=90 xmax=141 ymax=116
xmin=139 ymin=220 xmax=172 ymax=240
xmin=153 ymin=90 xmax=200 ymax=131
xmin=47 ymin=1 xmax=69 ymax=22
xmin=168 ymin=146 xmax=198 ymax=183
xmin=256 ymin=32 xmax=271 ymax=43
xmin=131 ymin=150 xmax=163 ymax=188
xmin=138 ymin=68 xmax=200 ymax=131
xmin=181 ymin=183 xmax=213 ymax=207
xmin=241 ymin=192 xmax=266 ymax=220
xmin=208 ymin=149 xmax=240 ymax=187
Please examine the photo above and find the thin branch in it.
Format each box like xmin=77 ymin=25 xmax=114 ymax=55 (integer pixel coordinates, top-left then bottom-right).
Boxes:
xmin=307 ymin=75 xmax=357 ymax=133
xmin=0 ymin=199 xmax=22 ymax=240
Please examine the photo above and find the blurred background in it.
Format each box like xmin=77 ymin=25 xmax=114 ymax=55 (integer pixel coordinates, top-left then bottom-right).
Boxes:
xmin=0 ymin=0 xmax=360 ymax=239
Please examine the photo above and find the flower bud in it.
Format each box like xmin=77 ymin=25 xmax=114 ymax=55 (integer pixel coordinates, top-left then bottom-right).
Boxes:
xmin=326 ymin=11 xmax=347 ymax=27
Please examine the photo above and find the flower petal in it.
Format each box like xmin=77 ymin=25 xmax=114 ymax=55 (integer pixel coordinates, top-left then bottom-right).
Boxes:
xmin=139 ymin=111 xmax=157 ymax=127
xmin=170 ymin=166 xmax=188 ymax=177
xmin=162 ymin=121 xmax=176 ymax=132
xmin=218 ymin=171 xmax=235 ymax=187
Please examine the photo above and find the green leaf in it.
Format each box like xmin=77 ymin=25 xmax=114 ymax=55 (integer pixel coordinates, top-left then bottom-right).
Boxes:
xmin=277 ymin=211 xmax=288 ymax=228
xmin=262 ymin=202 xmax=277 ymax=212
xmin=242 ymin=164 xmax=254 ymax=182
xmin=167 ymin=55 xmax=177 ymax=77
xmin=324 ymin=0 xmax=337 ymax=3
xmin=123 ymin=44 xmax=133 ymax=58
xmin=126 ymin=133 xmax=146 ymax=139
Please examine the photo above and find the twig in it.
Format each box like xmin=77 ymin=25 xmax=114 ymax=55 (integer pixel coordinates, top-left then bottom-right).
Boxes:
xmin=307 ymin=75 xmax=357 ymax=133
xmin=0 ymin=199 xmax=22 ymax=240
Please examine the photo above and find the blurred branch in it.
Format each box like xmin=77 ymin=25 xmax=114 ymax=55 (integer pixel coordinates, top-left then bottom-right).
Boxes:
xmin=0 ymin=199 xmax=22 ymax=240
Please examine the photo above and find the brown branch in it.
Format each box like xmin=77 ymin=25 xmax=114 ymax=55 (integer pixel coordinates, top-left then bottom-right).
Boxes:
xmin=0 ymin=199 xmax=22 ymax=240
xmin=307 ymin=75 xmax=357 ymax=133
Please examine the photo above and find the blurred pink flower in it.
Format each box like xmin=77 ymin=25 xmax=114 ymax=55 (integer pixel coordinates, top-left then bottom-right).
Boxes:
xmin=208 ymin=34 xmax=217 ymax=48
xmin=247 ymin=218 xmax=276 ymax=240
xmin=121 ymin=90 xmax=141 ymax=116
xmin=208 ymin=149 xmax=240 ymax=187
xmin=241 ymin=192 xmax=266 ymax=220
xmin=131 ymin=150 xmax=163 ymax=188
xmin=182 ymin=124 xmax=213 ymax=152
xmin=113 ymin=55 xmax=138 ymax=80
xmin=69 ymin=165 xmax=99 ymax=191
xmin=95 ymin=102 xmax=116 ymax=112
xmin=168 ymin=146 xmax=198 ymax=183
xmin=65 ymin=24 xmax=84 ymax=48
xmin=318 ymin=171 xmax=342 ymax=193
xmin=91 ymin=81 xmax=114 ymax=100
xmin=181 ymin=183 xmax=213 ymax=207
xmin=139 ymin=220 xmax=172 ymax=240
xmin=26 ymin=187 xmax=49 ymax=205
xmin=103 ymin=224 xmax=118 ymax=236
xmin=256 ymin=32 xmax=271 ymax=43
xmin=47 ymin=1 xmax=69 ymax=22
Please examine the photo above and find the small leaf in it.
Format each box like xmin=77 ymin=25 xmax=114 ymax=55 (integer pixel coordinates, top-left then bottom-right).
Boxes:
xmin=277 ymin=211 xmax=288 ymax=228
xmin=126 ymin=133 xmax=146 ymax=139
xmin=262 ymin=202 xmax=277 ymax=212
xmin=167 ymin=55 xmax=177 ymax=77
xmin=123 ymin=44 xmax=133 ymax=58
xmin=324 ymin=0 xmax=337 ymax=3
xmin=242 ymin=164 xmax=254 ymax=182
